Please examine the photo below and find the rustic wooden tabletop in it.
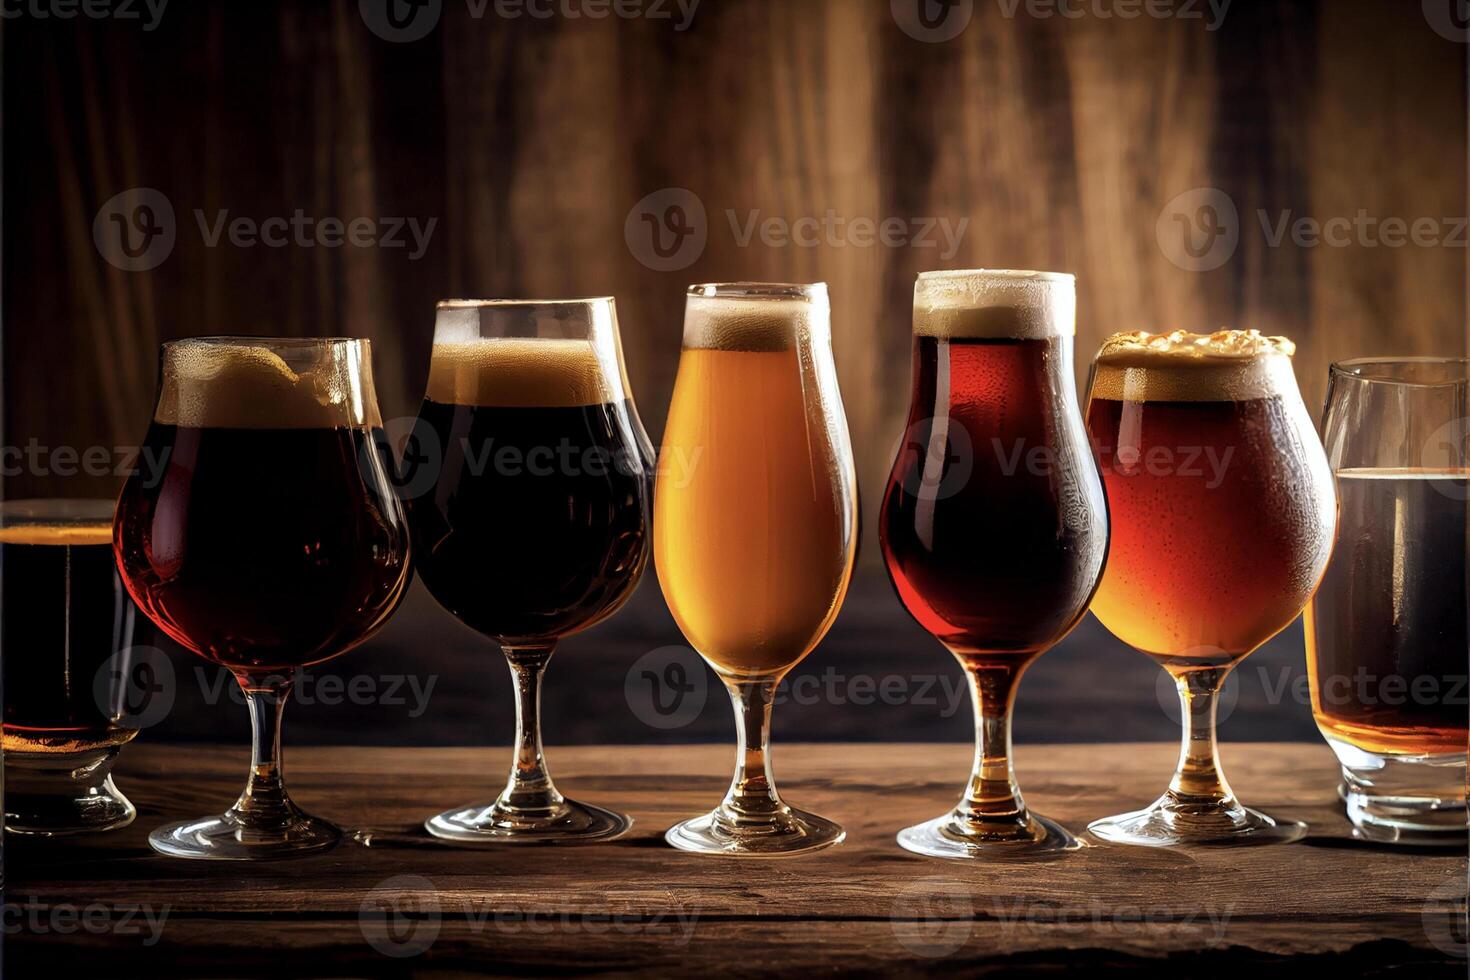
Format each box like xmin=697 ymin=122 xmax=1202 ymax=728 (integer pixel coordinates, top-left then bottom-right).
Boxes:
xmin=6 ymin=742 xmax=1466 ymax=977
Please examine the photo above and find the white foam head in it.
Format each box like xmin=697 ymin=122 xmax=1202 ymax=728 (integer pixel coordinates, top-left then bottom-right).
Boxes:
xmin=427 ymin=299 xmax=628 ymax=407
xmin=1090 ymin=329 xmax=1298 ymax=402
xmin=155 ymin=338 xmax=380 ymax=428
xmin=913 ymin=269 xmax=1075 ymax=340
xmin=682 ymin=283 xmax=830 ymax=352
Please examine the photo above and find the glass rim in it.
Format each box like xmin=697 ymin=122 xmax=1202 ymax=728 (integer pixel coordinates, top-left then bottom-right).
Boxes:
xmin=435 ymin=297 xmax=616 ymax=310
xmin=1329 ymin=356 xmax=1470 ymax=387
xmin=686 ymin=282 xmax=828 ymax=301
xmin=162 ymin=335 xmax=368 ymax=350
xmin=916 ymin=268 xmax=1074 ymax=284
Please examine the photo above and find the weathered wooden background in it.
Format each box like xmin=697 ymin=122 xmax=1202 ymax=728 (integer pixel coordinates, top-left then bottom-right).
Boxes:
xmin=2 ymin=0 xmax=1465 ymax=745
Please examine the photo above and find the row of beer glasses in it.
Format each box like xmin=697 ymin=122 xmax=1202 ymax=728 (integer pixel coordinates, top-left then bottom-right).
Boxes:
xmin=47 ymin=269 xmax=1452 ymax=859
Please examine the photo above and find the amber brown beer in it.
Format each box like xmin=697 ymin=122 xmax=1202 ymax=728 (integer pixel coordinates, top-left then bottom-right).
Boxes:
xmin=408 ymin=337 xmax=652 ymax=642
xmin=115 ymin=342 xmax=411 ymax=672
xmin=655 ymin=289 xmax=857 ymax=678
xmin=1086 ymin=332 xmax=1337 ymax=667
xmin=2 ymin=501 xmax=137 ymax=754
xmin=1305 ymin=468 xmax=1468 ymax=756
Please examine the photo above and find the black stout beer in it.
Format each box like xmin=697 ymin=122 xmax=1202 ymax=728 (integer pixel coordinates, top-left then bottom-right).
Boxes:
xmin=881 ymin=312 xmax=1107 ymax=659
xmin=2 ymin=500 xmax=136 ymax=753
xmin=407 ymin=337 xmax=652 ymax=642
xmin=115 ymin=344 xmax=411 ymax=672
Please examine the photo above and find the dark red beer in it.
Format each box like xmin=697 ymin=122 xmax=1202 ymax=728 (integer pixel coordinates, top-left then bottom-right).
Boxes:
xmin=881 ymin=334 xmax=1108 ymax=658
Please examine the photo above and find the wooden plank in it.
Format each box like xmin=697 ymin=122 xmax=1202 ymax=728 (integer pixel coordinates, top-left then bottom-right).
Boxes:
xmin=6 ymin=743 xmax=1465 ymax=975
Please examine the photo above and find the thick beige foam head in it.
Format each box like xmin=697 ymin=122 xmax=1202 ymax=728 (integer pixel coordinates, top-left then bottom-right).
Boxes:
xmin=682 ymin=283 xmax=830 ymax=352
xmin=426 ymin=338 xmax=623 ymax=407
xmin=428 ymin=299 xmax=628 ymax=407
xmin=155 ymin=339 xmax=380 ymax=428
xmin=914 ymin=269 xmax=1075 ymax=339
xmin=1091 ymin=329 xmax=1298 ymax=402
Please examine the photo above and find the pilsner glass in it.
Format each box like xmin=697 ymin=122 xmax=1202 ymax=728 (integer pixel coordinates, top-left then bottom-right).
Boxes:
xmin=3 ymin=499 xmax=139 ymax=834
xmin=655 ymin=282 xmax=857 ymax=855
xmin=410 ymin=299 xmax=652 ymax=843
xmin=880 ymin=270 xmax=1107 ymax=857
xmin=1307 ymin=358 xmax=1468 ymax=844
xmin=1085 ymin=330 xmax=1336 ymax=846
xmin=114 ymin=337 xmax=411 ymax=859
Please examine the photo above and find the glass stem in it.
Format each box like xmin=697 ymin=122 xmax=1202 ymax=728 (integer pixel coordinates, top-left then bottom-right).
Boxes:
xmin=957 ymin=659 xmax=1028 ymax=829
xmin=1166 ymin=665 xmax=1236 ymax=808
xmin=719 ymin=677 xmax=785 ymax=825
xmin=232 ymin=670 xmax=300 ymax=831
xmin=497 ymin=644 xmax=565 ymax=815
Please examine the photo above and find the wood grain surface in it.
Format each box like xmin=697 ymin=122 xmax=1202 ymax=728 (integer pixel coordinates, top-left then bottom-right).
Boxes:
xmin=6 ymin=742 xmax=1466 ymax=976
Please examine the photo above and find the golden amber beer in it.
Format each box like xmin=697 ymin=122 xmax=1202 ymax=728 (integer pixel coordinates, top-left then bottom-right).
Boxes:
xmin=656 ymin=282 xmax=856 ymax=854
xmin=655 ymin=330 xmax=856 ymax=678
xmin=1085 ymin=330 xmax=1336 ymax=846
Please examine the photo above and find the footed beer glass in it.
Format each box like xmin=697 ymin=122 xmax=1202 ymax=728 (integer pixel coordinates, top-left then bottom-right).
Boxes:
xmin=656 ymin=283 xmax=858 ymax=856
xmin=1085 ymin=330 xmax=1336 ymax=846
xmin=880 ymin=270 xmax=1108 ymax=857
xmin=409 ymin=299 xmax=652 ymax=844
xmin=114 ymin=337 xmax=411 ymax=859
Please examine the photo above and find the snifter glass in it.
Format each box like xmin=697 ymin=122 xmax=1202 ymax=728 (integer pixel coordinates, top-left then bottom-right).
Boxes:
xmin=114 ymin=337 xmax=412 ymax=860
xmin=655 ymin=283 xmax=857 ymax=855
xmin=1308 ymin=357 xmax=1467 ymax=845
xmin=1084 ymin=330 xmax=1336 ymax=847
xmin=880 ymin=270 xmax=1107 ymax=857
xmin=408 ymin=298 xmax=652 ymax=844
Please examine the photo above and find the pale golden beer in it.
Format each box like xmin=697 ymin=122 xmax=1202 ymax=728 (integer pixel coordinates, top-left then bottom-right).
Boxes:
xmin=655 ymin=282 xmax=856 ymax=855
xmin=655 ymin=293 xmax=858 ymax=678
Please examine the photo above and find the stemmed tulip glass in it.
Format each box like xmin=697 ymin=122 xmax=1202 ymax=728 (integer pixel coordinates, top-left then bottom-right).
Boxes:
xmin=655 ymin=283 xmax=858 ymax=855
xmin=114 ymin=337 xmax=412 ymax=859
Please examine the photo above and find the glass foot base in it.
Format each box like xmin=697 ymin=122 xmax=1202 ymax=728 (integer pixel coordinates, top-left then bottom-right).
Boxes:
xmin=425 ymin=799 xmax=632 ymax=844
xmin=5 ymin=748 xmax=136 ymax=836
xmin=898 ymin=810 xmax=1081 ymax=859
xmin=149 ymin=810 xmax=342 ymax=860
xmin=1344 ymin=789 xmax=1467 ymax=847
xmin=1088 ymin=797 xmax=1306 ymax=847
xmin=666 ymin=805 xmax=844 ymax=856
